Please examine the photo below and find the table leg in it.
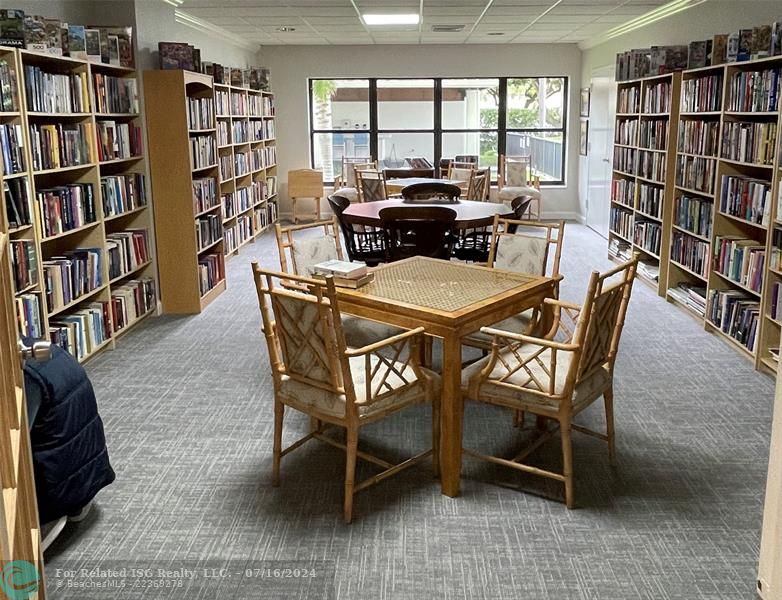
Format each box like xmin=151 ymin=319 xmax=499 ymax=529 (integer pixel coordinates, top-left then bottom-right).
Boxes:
xmin=440 ymin=333 xmax=463 ymax=497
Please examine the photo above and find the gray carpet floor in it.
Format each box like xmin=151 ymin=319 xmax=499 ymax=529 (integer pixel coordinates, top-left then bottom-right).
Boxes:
xmin=43 ymin=224 xmax=775 ymax=599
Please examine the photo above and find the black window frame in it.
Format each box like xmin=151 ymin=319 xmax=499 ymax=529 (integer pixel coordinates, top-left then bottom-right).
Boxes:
xmin=308 ymin=76 xmax=568 ymax=186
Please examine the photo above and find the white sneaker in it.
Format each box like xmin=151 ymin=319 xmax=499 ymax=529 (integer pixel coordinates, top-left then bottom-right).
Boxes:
xmin=67 ymin=501 xmax=94 ymax=523
xmin=41 ymin=517 xmax=67 ymax=552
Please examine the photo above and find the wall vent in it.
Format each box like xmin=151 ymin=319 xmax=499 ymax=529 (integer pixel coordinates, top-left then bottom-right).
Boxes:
xmin=431 ymin=25 xmax=465 ymax=33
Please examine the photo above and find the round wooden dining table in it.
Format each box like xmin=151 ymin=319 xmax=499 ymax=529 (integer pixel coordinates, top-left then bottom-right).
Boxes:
xmin=343 ymin=199 xmax=513 ymax=229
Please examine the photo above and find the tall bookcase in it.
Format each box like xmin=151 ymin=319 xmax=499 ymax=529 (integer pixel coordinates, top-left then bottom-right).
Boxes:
xmin=609 ymin=72 xmax=682 ymax=294
xmin=611 ymin=56 xmax=782 ymax=375
xmin=215 ymin=82 xmax=277 ymax=258
xmin=144 ymin=70 xmax=225 ymax=314
xmin=1 ymin=46 xmax=157 ymax=364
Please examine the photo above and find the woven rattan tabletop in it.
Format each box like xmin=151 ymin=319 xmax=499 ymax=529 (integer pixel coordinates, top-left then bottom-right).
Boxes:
xmin=349 ymin=257 xmax=537 ymax=313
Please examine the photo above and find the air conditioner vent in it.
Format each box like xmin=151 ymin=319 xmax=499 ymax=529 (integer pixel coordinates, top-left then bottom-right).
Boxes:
xmin=431 ymin=24 xmax=465 ymax=33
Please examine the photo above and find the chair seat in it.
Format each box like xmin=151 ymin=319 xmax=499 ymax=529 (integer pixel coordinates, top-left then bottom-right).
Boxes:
xmin=462 ymin=309 xmax=534 ymax=347
xmin=279 ymin=357 xmax=441 ymax=420
xmin=462 ymin=343 xmax=611 ymax=414
xmin=341 ymin=315 xmax=404 ymax=349
xmin=498 ymin=186 xmax=542 ymax=203
xmin=334 ymin=187 xmax=360 ymax=203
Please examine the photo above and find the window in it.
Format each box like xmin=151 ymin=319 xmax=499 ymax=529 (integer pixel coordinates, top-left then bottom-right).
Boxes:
xmin=309 ymin=76 xmax=568 ymax=185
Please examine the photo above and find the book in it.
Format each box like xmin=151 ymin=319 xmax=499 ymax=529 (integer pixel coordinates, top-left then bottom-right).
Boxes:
xmin=711 ymin=34 xmax=728 ymax=65
xmin=312 ymin=259 xmax=368 ymax=279
xmin=60 ymin=21 xmax=69 ymax=55
xmin=68 ymin=25 xmax=86 ymax=59
xmin=324 ymin=272 xmax=375 ymax=289
xmin=753 ymin=25 xmax=772 ymax=59
xmin=738 ymin=28 xmax=753 ymax=61
xmin=158 ymin=42 xmax=194 ymax=70
xmin=193 ymin=48 xmax=201 ymax=73
xmin=85 ymin=28 xmax=101 ymax=62
xmin=259 ymin=67 xmax=270 ymax=91
xmin=687 ymin=40 xmax=711 ymax=69
xmin=44 ymin=18 xmax=63 ymax=55
xmin=0 ymin=9 xmax=24 ymax=48
xmin=727 ymin=32 xmax=740 ymax=62
xmin=24 ymin=14 xmax=47 ymax=52
xmin=773 ymin=21 xmax=782 ymax=56
xmin=230 ymin=68 xmax=244 ymax=87
xmin=108 ymin=34 xmax=120 ymax=65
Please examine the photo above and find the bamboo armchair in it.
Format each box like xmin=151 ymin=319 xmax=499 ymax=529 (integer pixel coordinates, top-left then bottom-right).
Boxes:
xmin=334 ymin=158 xmax=376 ymax=203
xmin=252 ymin=266 xmax=441 ymax=522
xmin=498 ymin=155 xmax=541 ymax=219
xmin=356 ymin=169 xmax=390 ymax=202
xmin=274 ymin=218 xmax=400 ymax=348
xmin=446 ymin=164 xmax=476 ymax=198
xmin=461 ymin=258 xmax=638 ymax=508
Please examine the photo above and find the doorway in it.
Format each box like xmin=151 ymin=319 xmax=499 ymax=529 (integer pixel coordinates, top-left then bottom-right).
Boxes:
xmin=585 ymin=65 xmax=616 ymax=238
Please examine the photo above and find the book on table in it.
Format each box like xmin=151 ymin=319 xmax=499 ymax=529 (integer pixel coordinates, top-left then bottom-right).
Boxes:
xmin=311 ymin=259 xmax=367 ymax=280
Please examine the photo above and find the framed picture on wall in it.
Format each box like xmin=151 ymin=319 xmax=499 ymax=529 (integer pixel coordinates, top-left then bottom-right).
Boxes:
xmin=579 ymin=120 xmax=589 ymax=156
xmin=580 ymin=87 xmax=591 ymax=117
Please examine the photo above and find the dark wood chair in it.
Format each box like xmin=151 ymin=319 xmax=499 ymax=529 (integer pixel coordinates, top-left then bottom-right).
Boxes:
xmin=507 ymin=196 xmax=534 ymax=233
xmin=379 ymin=206 xmax=457 ymax=262
xmin=328 ymin=195 xmax=386 ymax=266
xmin=401 ymin=182 xmax=462 ymax=202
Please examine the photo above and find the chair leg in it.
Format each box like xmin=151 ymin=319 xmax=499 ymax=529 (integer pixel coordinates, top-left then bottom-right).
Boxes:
xmin=604 ymin=386 xmax=616 ymax=467
xmin=272 ymin=400 xmax=284 ymax=487
xmin=560 ymin=418 xmax=574 ymax=509
xmin=343 ymin=425 xmax=359 ymax=523
xmin=432 ymin=387 xmax=441 ymax=478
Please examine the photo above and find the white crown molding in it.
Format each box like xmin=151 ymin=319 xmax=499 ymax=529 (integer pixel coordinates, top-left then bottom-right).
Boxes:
xmin=164 ymin=3 xmax=259 ymax=53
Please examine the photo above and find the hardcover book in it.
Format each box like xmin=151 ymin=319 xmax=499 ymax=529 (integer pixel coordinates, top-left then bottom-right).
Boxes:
xmin=230 ymin=68 xmax=244 ymax=87
xmin=68 ymin=25 xmax=87 ymax=60
xmin=60 ymin=21 xmax=69 ymax=55
xmin=727 ymin=32 xmax=740 ymax=62
xmin=108 ymin=34 xmax=120 ymax=66
xmin=158 ymin=42 xmax=193 ymax=70
xmin=100 ymin=26 xmax=134 ymax=67
xmin=44 ymin=18 xmax=63 ymax=56
xmin=752 ymin=25 xmax=772 ymax=59
xmin=773 ymin=21 xmax=782 ymax=56
xmin=24 ymin=14 xmax=48 ymax=52
xmin=0 ymin=9 xmax=25 ymax=48
xmin=711 ymin=34 xmax=728 ymax=65
xmin=193 ymin=48 xmax=201 ymax=73
xmin=98 ymin=27 xmax=109 ymax=63
xmin=687 ymin=40 xmax=711 ymax=69
xmin=737 ymin=28 xmax=753 ymax=61
xmin=85 ymin=29 xmax=101 ymax=62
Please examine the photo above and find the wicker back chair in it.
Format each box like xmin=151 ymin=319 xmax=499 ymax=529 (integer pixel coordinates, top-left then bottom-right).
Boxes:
xmin=400 ymin=182 xmax=461 ymax=202
xmin=446 ymin=164 xmax=475 ymax=198
xmin=251 ymin=266 xmax=440 ymax=522
xmin=379 ymin=206 xmax=457 ymax=262
xmin=461 ymin=258 xmax=638 ymax=508
xmin=334 ymin=158 xmax=376 ymax=203
xmin=356 ymin=169 xmax=388 ymax=203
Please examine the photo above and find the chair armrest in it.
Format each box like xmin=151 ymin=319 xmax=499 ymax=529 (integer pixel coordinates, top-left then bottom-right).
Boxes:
xmin=345 ymin=326 xmax=425 ymax=357
xmin=479 ymin=326 xmax=577 ymax=352
xmin=542 ymin=297 xmax=581 ymax=311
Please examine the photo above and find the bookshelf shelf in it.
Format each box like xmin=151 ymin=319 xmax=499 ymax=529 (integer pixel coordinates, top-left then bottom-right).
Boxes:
xmin=95 ymin=112 xmax=140 ymax=118
xmin=47 ymin=284 xmax=108 ymax=318
xmin=99 ymin=156 xmax=143 ymax=166
xmin=39 ymin=220 xmax=101 ymax=243
xmin=674 ymin=184 xmax=714 ymax=198
xmin=33 ymin=163 xmax=95 ymax=176
xmin=719 ymin=158 xmax=775 ymax=170
xmin=112 ymin=307 xmax=155 ymax=339
xmin=705 ymin=319 xmax=756 ymax=359
xmin=716 ymin=210 xmax=768 ymax=230
xmin=672 ymin=224 xmax=711 ymax=243
xmin=2 ymin=172 xmax=27 ymax=180
xmin=199 ymin=278 xmax=226 ymax=311
xmin=26 ymin=112 xmax=92 ymax=118
xmin=670 ymin=259 xmax=708 ymax=282
xmin=193 ymin=164 xmax=218 ymax=173
xmin=7 ymin=224 xmax=33 ymax=235
xmin=197 ymin=238 xmax=224 ymax=254
xmin=104 ymin=205 xmax=148 ymax=222
xmin=109 ymin=260 xmax=153 ymax=286
xmin=712 ymin=270 xmax=762 ymax=297
xmin=679 ymin=111 xmax=721 ymax=117
xmin=194 ymin=204 xmax=222 ymax=219
xmin=636 ymin=209 xmax=663 ymax=222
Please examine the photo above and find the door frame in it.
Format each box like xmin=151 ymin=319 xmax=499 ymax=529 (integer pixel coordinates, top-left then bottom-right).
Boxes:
xmin=585 ymin=64 xmax=616 ymax=238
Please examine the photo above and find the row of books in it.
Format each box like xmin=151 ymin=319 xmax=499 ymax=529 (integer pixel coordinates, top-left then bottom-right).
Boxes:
xmin=608 ymin=237 xmax=632 ymax=262
xmin=29 ymin=122 xmax=92 ymax=171
xmin=675 ymin=155 xmax=715 ymax=194
xmin=681 ymin=75 xmax=722 ymax=113
xmin=610 ymin=206 xmax=633 ymax=240
xmin=190 ymin=135 xmax=216 ymax=170
xmin=720 ymin=121 xmax=777 ymax=165
xmin=24 ymin=65 xmax=89 ymax=113
xmin=611 ymin=178 xmax=634 ymax=207
xmin=251 ymin=180 xmax=267 ymax=204
xmin=671 ymin=231 xmax=709 ymax=278
xmin=614 ymin=118 xmax=637 ymax=146
xmin=638 ymin=150 xmax=666 ymax=182
xmin=188 ymin=97 xmax=214 ymax=131
xmin=230 ymin=92 xmax=247 ymax=116
xmin=215 ymin=88 xmax=229 ymax=117
xmin=634 ymin=220 xmax=662 ymax=255
xmin=16 ymin=293 xmax=42 ymax=338
xmin=102 ymin=173 xmax=146 ymax=218
xmin=10 ymin=239 xmax=37 ymax=291
xmin=615 ymin=46 xmax=687 ymax=81
xmin=727 ymin=68 xmax=781 ymax=113
xmin=4 ymin=177 xmax=31 ymax=229
xmin=232 ymin=119 xmax=249 ymax=144
xmin=771 ymin=282 xmax=782 ymax=321
xmin=248 ymin=95 xmax=274 ymax=117
xmin=678 ymin=119 xmax=719 ymax=156
xmin=668 ymin=283 xmax=707 ymax=316
xmin=617 ymin=86 xmax=640 ymax=113
xmin=107 ymin=229 xmax=149 ymax=281
xmin=639 ymin=119 xmax=668 ymax=151
xmin=34 ymin=182 xmax=96 ymax=239
xmin=638 ymin=260 xmax=660 ymax=282
xmin=714 ymin=235 xmax=765 ymax=292
xmin=96 ymin=120 xmax=142 ymax=162
xmin=111 ymin=279 xmax=156 ymax=332
xmin=43 ymin=247 xmax=102 ymax=314
xmin=253 ymin=120 xmax=275 ymax=141
xmin=265 ymin=176 xmax=278 ymax=197
xmin=0 ymin=58 xmax=18 ymax=112
xmin=198 ymin=253 xmax=224 ymax=296
xmin=50 ymin=301 xmax=111 ymax=361
xmin=644 ymin=81 xmax=672 ymax=113
xmin=772 ymin=229 xmax=782 ymax=272
xmin=196 ymin=213 xmax=222 ymax=252
xmin=719 ymin=175 xmax=771 ymax=226
xmin=674 ymin=194 xmax=713 ymax=238
xmin=708 ymin=289 xmax=759 ymax=353
xmin=93 ymin=74 xmax=138 ymax=114
xmin=0 ymin=122 xmax=25 ymax=174
xmin=219 ymin=154 xmax=233 ymax=180
xmin=217 ymin=121 xmax=229 ymax=146
xmin=613 ymin=146 xmax=635 ymax=174
xmin=638 ymin=182 xmax=663 ymax=218
xmin=234 ymin=186 xmax=254 ymax=214
xmin=205 ymin=63 xmax=270 ymax=91
xmin=224 ymin=215 xmax=252 ymax=254
xmin=192 ymin=177 xmax=219 ymax=215
xmin=259 ymin=146 xmax=276 ymax=168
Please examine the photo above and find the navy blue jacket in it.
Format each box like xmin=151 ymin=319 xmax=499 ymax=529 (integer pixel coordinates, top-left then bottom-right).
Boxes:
xmin=23 ymin=342 xmax=115 ymax=523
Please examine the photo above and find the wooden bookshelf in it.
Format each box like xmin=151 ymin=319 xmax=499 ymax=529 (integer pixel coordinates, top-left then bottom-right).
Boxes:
xmin=0 ymin=46 xmax=157 ymax=364
xmin=608 ymin=72 xmax=681 ymax=295
xmin=612 ymin=55 xmax=782 ymax=374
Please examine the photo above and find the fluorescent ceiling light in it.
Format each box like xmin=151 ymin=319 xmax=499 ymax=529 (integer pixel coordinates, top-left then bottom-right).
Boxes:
xmin=362 ymin=13 xmax=420 ymax=26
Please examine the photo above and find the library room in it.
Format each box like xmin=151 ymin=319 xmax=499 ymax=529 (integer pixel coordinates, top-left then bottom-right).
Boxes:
xmin=2 ymin=0 xmax=782 ymax=598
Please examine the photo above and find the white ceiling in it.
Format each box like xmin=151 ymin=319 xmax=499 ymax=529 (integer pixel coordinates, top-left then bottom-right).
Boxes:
xmin=178 ymin=0 xmax=673 ymax=45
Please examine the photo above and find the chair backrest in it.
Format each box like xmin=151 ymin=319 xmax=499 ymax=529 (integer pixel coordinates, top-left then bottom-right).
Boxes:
xmin=357 ymin=169 xmax=388 ymax=202
xmin=252 ymin=266 xmax=353 ymax=397
xmin=401 ymin=182 xmax=461 ymax=201
xmin=487 ymin=218 xmax=565 ymax=279
xmin=511 ymin=196 xmax=533 ymax=221
xmin=288 ymin=168 xmax=324 ymax=198
xmin=379 ymin=206 xmax=457 ymax=262
xmin=455 ymin=154 xmax=478 ymax=164
xmin=383 ymin=167 xmax=435 ymax=179
xmin=500 ymin=155 xmax=532 ymax=188
xmin=571 ymin=259 xmax=638 ymax=383
xmin=341 ymin=157 xmax=374 ymax=188
xmin=468 ymin=173 xmax=487 ymax=200
xmin=275 ymin=218 xmax=344 ymax=276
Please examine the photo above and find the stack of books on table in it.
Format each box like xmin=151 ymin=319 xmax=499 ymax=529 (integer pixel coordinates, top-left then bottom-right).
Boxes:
xmin=311 ymin=260 xmax=374 ymax=289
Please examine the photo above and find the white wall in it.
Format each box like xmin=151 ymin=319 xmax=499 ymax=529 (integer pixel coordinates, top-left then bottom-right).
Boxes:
xmin=258 ymin=43 xmax=582 ymax=220
xmin=578 ymin=0 xmax=782 ymax=219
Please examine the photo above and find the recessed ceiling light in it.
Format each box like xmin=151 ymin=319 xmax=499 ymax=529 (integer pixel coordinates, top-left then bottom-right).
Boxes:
xmin=276 ymin=26 xmax=296 ymax=32
xmin=487 ymin=32 xmax=504 ymax=36
xmin=362 ymin=13 xmax=420 ymax=26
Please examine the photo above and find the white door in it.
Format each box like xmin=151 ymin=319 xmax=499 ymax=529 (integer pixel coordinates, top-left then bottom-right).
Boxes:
xmin=585 ymin=66 xmax=616 ymax=238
